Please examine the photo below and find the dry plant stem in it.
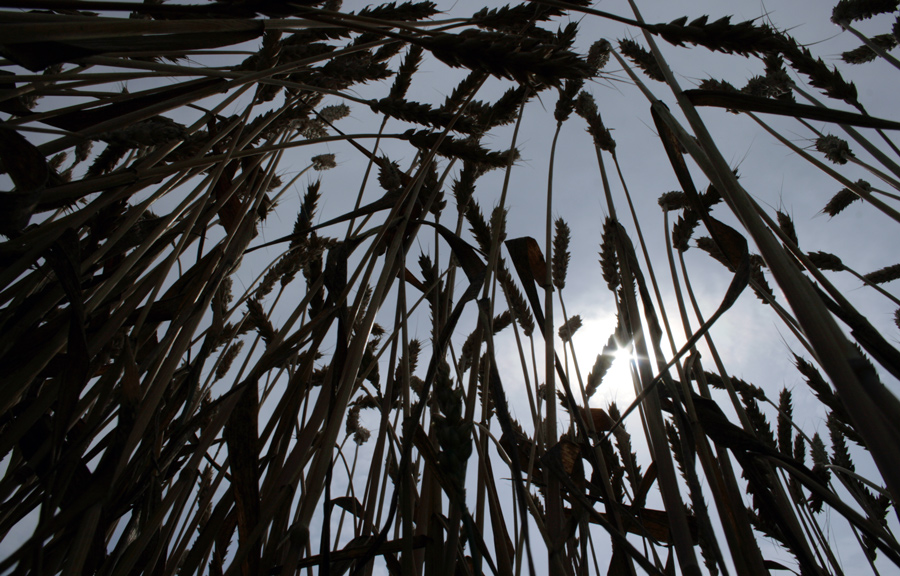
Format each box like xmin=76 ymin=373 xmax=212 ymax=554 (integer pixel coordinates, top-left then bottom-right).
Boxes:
xmin=611 ymin=164 xmax=742 ymax=573
xmin=136 ymin=108 xmax=260 ymax=339
xmin=663 ymin=213 xmax=769 ymax=575
xmin=677 ymin=249 xmax=804 ymax=575
xmin=588 ymin=141 xmax=663 ymax=574
xmin=346 ymin=116 xmax=389 ymax=240
xmin=285 ymin=115 xmax=464 ymax=569
xmin=612 ymin=152 xmax=686 ymax=375
xmin=544 ymin=120 xmax=564 ymax=575
xmin=396 ymin=273 xmax=416 ymax=576
xmin=621 ymin=6 xmax=809 ymax=576
xmin=631 ymin=0 xmax=900 ymax=528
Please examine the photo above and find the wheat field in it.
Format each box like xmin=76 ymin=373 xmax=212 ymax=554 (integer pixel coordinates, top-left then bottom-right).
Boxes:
xmin=1 ymin=1 xmax=900 ymax=574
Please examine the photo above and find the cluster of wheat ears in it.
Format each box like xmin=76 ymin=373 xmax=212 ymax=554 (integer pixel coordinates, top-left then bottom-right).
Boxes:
xmin=2 ymin=0 xmax=900 ymax=574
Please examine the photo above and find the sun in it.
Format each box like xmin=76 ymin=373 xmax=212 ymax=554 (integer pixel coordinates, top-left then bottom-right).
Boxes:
xmin=567 ymin=313 xmax=638 ymax=409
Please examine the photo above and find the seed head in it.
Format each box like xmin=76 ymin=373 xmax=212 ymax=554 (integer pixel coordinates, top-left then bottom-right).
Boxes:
xmin=587 ymin=39 xmax=612 ymax=75
xmin=312 ymin=153 xmax=336 ymax=171
xmin=816 ymin=135 xmax=853 ymax=164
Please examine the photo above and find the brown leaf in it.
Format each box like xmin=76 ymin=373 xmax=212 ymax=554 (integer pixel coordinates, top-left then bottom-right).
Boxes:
xmin=223 ymin=382 xmax=261 ymax=576
xmin=583 ymin=407 xmax=614 ymax=431
xmin=591 ymin=505 xmax=698 ymax=544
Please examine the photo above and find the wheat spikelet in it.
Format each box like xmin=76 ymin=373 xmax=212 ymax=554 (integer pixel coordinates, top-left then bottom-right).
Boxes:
xmin=806 ymin=251 xmax=845 ymax=271
xmin=743 ymin=394 xmax=777 ymax=450
xmin=477 ymin=85 xmax=529 ymax=130
xmin=557 ymin=315 xmax=582 ymax=342
xmin=554 ymin=78 xmax=584 ymax=124
xmin=246 ymin=299 xmax=276 ymax=344
xmin=672 ymin=210 xmax=701 ymax=252
xmin=647 ymin=15 xmax=783 ymax=56
xmin=619 ymin=38 xmax=664 ymax=81
xmin=86 ymin=143 xmax=128 ymax=176
xmin=587 ymin=39 xmax=612 ymax=75
xmin=356 ymin=1 xmax=440 ymax=21
xmin=776 ymin=210 xmax=799 ymax=246
xmin=809 ymin=432 xmax=831 ymax=512
xmin=794 ymin=434 xmax=807 ymax=464
xmin=490 ymin=205 xmax=508 ymax=245
xmin=863 ymin=263 xmax=900 ymax=284
xmin=832 ymin=0 xmax=900 ymax=23
xmin=460 ymin=311 xmax=512 ymax=371
xmin=760 ymin=53 xmax=795 ymax=100
xmin=465 ymin=200 xmax=492 ymax=253
xmin=498 ymin=263 xmax=535 ymax=337
xmin=471 ymin=1 xmax=591 ymax=30
xmin=842 ymin=33 xmax=899 ymax=64
xmin=369 ymin=97 xmax=481 ymax=133
xmin=311 ymin=153 xmax=337 ymax=171
xmin=698 ymin=78 xmax=743 ymax=113
xmin=389 ymin=44 xmax=424 ymax=101
xmin=552 ymin=218 xmax=570 ymax=290
xmin=780 ymin=38 xmax=861 ymax=108
xmin=607 ymin=402 xmax=642 ymax=492
xmin=702 ymin=371 xmax=767 ymax=401
xmin=816 ymin=134 xmax=854 ymax=164
xmin=452 ymin=161 xmax=481 ymax=215
xmin=599 ymin=217 xmax=620 ymax=291
xmin=585 ymin=331 xmax=619 ymax=398
xmin=404 ymin=129 xmax=519 ymax=167
xmin=215 ymin=341 xmax=244 ymax=382
xmin=574 ymin=91 xmax=616 ymax=151
xmin=777 ymin=388 xmax=794 ymax=456
xmin=658 ymin=191 xmax=688 ymax=211
xmin=822 ymin=180 xmax=868 ymax=216
xmin=413 ymin=28 xmax=590 ymax=86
